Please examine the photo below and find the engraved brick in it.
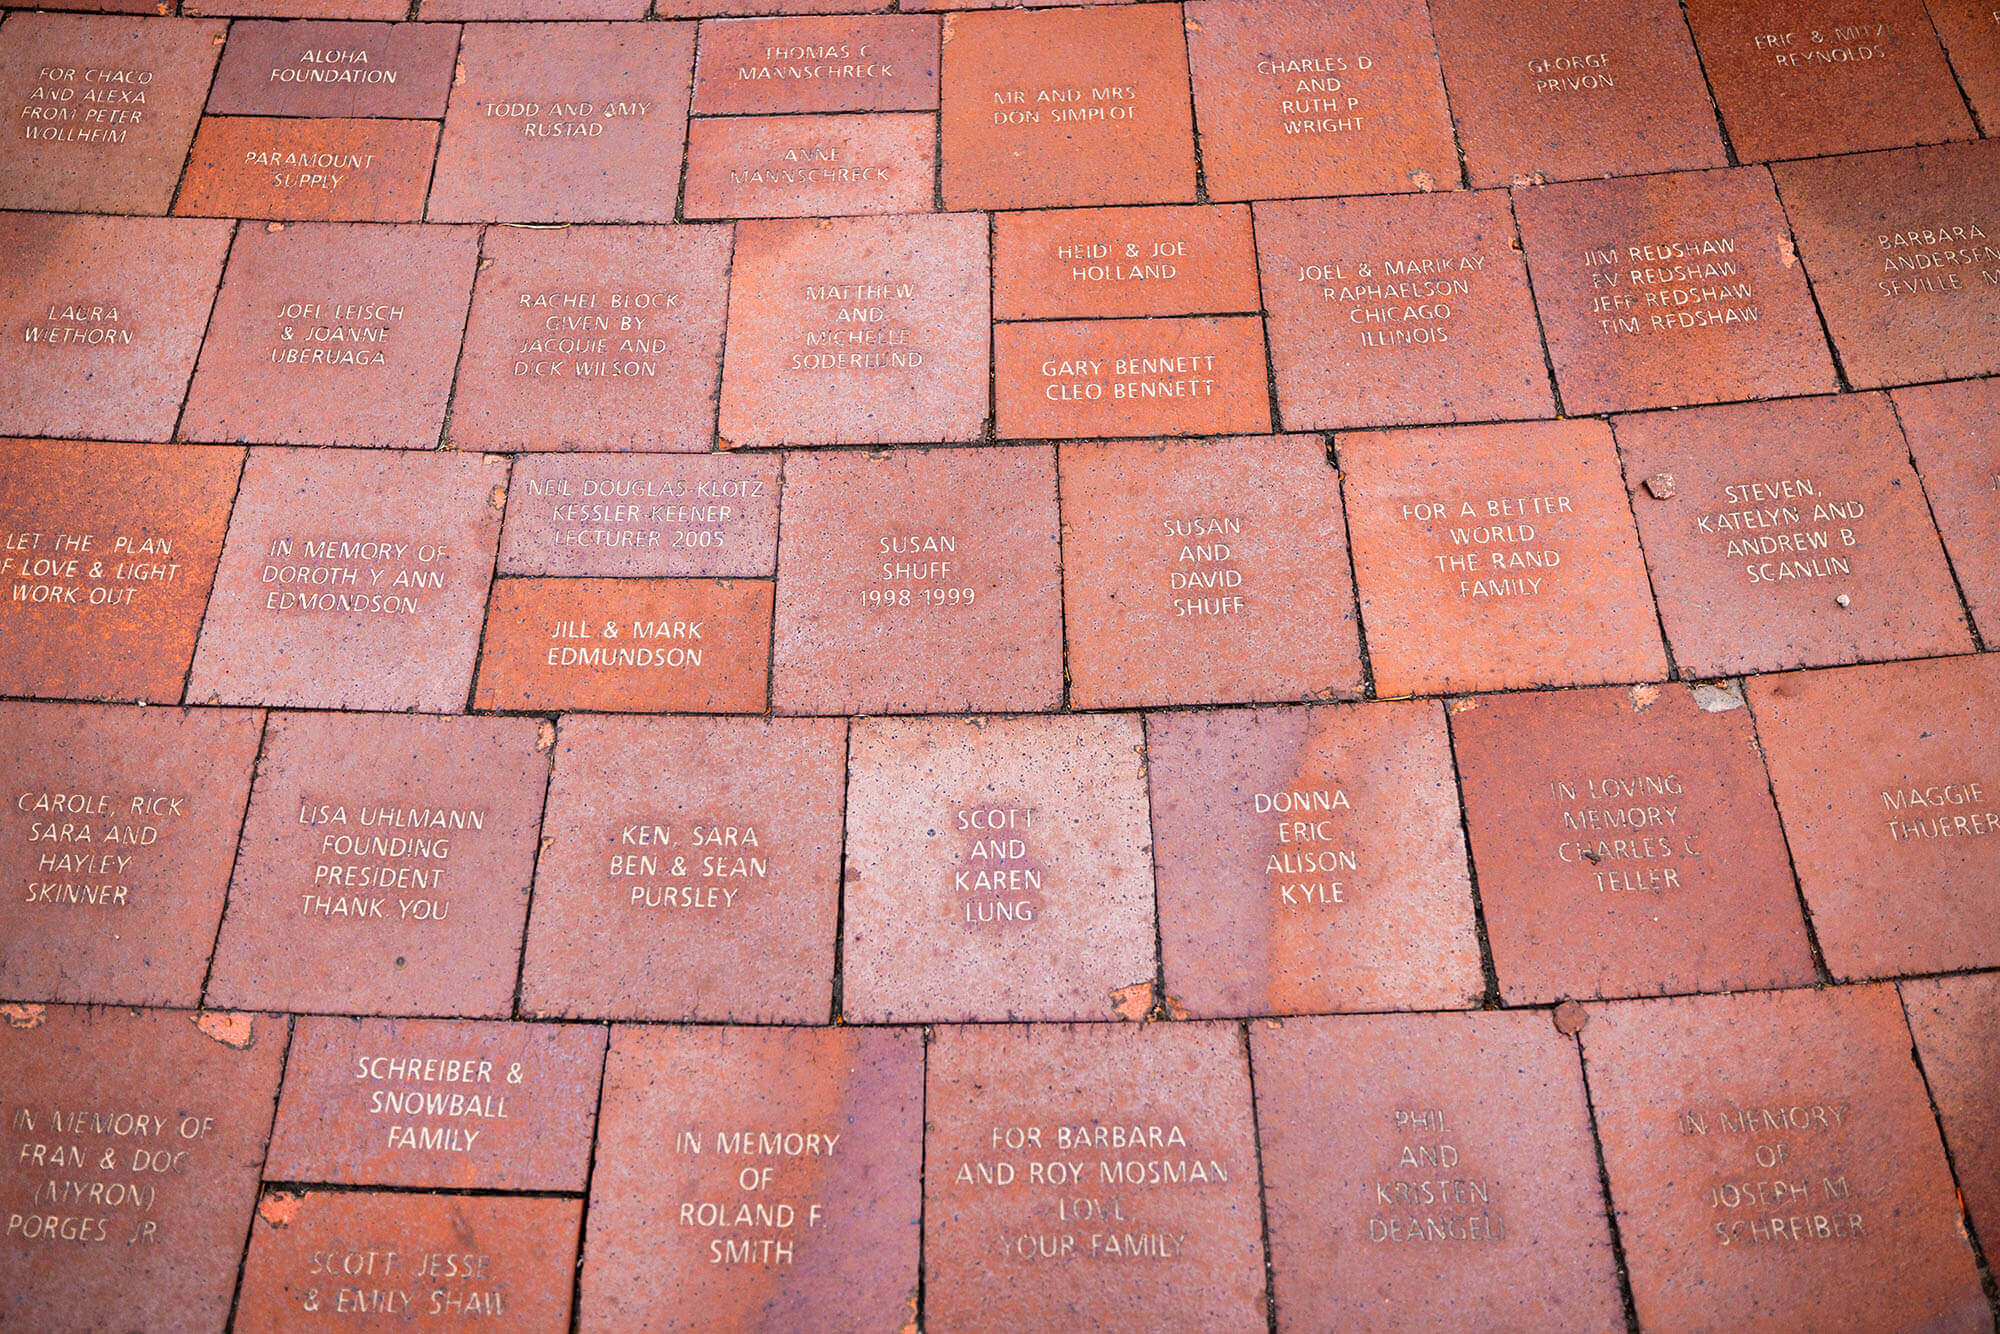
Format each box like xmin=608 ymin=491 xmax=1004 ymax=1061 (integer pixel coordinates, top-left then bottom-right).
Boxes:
xmin=939 ymin=6 xmax=1195 ymax=211
xmin=1339 ymin=419 xmax=1667 ymax=696
xmin=718 ymin=213 xmax=989 ymax=448
xmin=188 ymin=0 xmax=405 ymax=18
xmin=206 ymin=710 xmax=548 ymax=1017
xmin=264 ymin=1016 xmax=606 ymax=1189
xmin=1901 ymin=972 xmax=2000 ymax=1249
xmin=1184 ymin=0 xmax=1458 ymax=202
xmin=472 ymin=577 xmax=773 ymax=714
xmin=207 ymin=21 xmax=459 ymax=118
xmin=0 ymin=215 xmax=231 ymax=443
xmin=582 ymin=1025 xmax=922 ymax=1330
xmin=1254 ymin=1011 xmax=1624 ymax=1328
xmin=0 ymin=441 xmax=239 ymax=702
xmin=1254 ymin=191 xmax=1553 ymax=430
xmin=1453 ymin=683 xmax=1814 ymax=1004
xmin=772 ymin=447 xmax=1061 ymax=715
xmin=1059 ymin=435 xmax=1362 ymax=709
xmin=0 ymin=1006 xmax=286 ymax=1331
xmin=0 ymin=702 xmax=261 ymax=1006
xmin=684 ymin=112 xmax=935 ymax=219
xmin=1148 ymin=701 xmax=1481 ymax=1017
xmin=181 ymin=222 xmax=477 ymax=450
xmin=428 ymin=22 xmax=693 ymax=222
xmin=176 ymin=116 xmax=439 ymax=222
xmin=993 ymin=204 xmax=1260 ymax=321
xmin=1583 ymin=986 xmax=1988 ymax=1331
xmin=842 ymin=713 xmax=1155 ymax=1023
xmin=993 ymin=317 xmax=1271 ymax=441
xmin=451 ymin=223 xmax=731 ymax=453
xmin=1429 ymin=0 xmax=1727 ymax=186
xmin=0 ymin=14 xmax=225 ymax=214
xmin=691 ymin=15 xmax=938 ymax=114
xmin=520 ymin=715 xmax=845 ymax=1022
xmin=189 ymin=448 xmax=503 ymax=713
xmin=1747 ymin=654 xmax=2000 ymax=978
xmin=1892 ymin=378 xmax=2000 ymax=640
xmin=1926 ymin=0 xmax=2000 ymax=126
xmin=925 ymin=1023 xmax=1265 ymax=1329
xmin=498 ymin=453 xmax=781 ymax=579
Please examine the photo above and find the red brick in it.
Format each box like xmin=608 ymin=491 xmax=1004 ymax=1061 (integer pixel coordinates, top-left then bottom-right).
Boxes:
xmin=0 ymin=441 xmax=239 ymax=702
xmin=190 ymin=0 xmax=405 ymax=17
xmin=1513 ymin=167 xmax=1837 ymax=414
xmin=421 ymin=0 xmax=646 ymax=23
xmin=498 ymin=453 xmax=781 ymax=578
xmin=1339 ymin=418 xmax=1667 ymax=696
xmin=0 ymin=215 xmax=231 ymax=443
xmin=661 ymin=0 xmax=879 ymax=15
xmin=1685 ymin=0 xmax=1973 ymax=161
xmin=994 ymin=316 xmax=1271 ymax=441
xmin=264 ymin=1016 xmax=606 ymax=1189
xmin=925 ymin=1023 xmax=1265 ymax=1329
xmin=0 ymin=15 xmax=226 ymax=214
xmin=1184 ymin=0 xmax=1458 ymax=201
xmin=771 ymin=447 xmax=1061 ymax=715
xmin=1453 ymin=683 xmax=1814 ymax=1003
xmin=175 ymin=116 xmax=439 ymax=222
xmin=994 ymin=204 xmax=1260 ymax=321
xmin=1254 ymin=1011 xmax=1623 ymax=1328
xmin=472 ymin=577 xmax=773 ymax=713
xmin=0 ymin=703 xmax=261 ymax=1006
xmin=188 ymin=448 xmax=504 ymax=713
xmin=1582 ymin=986 xmax=1988 ymax=1331
xmin=235 ymin=1191 xmax=581 ymax=1330
xmin=207 ymin=20 xmax=459 ymax=118
xmin=939 ymin=6 xmax=1195 ymax=211
xmin=683 ymin=112 xmax=936 ymax=219
xmin=428 ymin=22 xmax=693 ymax=222
xmin=1254 ymin=191 xmax=1553 ymax=430
xmin=450 ymin=223 xmax=731 ymax=453
xmin=842 ymin=714 xmax=1155 ymax=1022
xmin=1901 ymin=972 xmax=2000 ymax=1249
xmin=0 ymin=1005 xmax=286 ymax=1331
xmin=181 ymin=222 xmax=478 ymax=450
xmin=1615 ymin=393 xmax=1973 ymax=675
xmin=1748 ymin=654 xmax=2000 ymax=978
xmin=1893 ymin=378 xmax=2000 ymax=640
xmin=206 ymin=710 xmax=548 ymax=1016
xmin=1772 ymin=141 xmax=2000 ymax=388
xmin=1148 ymin=700 xmax=1482 ymax=1017
xmin=1927 ymin=0 xmax=2000 ymax=126
xmin=1058 ymin=435 xmax=1363 ymax=708
xmin=692 ymin=15 xmax=938 ymax=114
xmin=1429 ymin=0 xmax=1727 ymax=186
xmin=719 ymin=213 xmax=989 ymax=448
xmin=520 ymin=715 xmax=845 ymax=1022
xmin=583 ymin=1025 xmax=922 ymax=1330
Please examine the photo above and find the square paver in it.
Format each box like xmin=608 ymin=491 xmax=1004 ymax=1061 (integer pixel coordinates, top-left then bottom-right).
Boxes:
xmin=939 ymin=6 xmax=1195 ymax=211
xmin=691 ymin=14 xmax=939 ymax=114
xmin=1254 ymin=191 xmax=1554 ymax=430
xmin=188 ymin=448 xmax=504 ymax=713
xmin=0 ymin=1005 xmax=286 ymax=1332
xmin=1772 ymin=141 xmax=2000 ymax=388
xmin=993 ymin=204 xmax=1261 ymax=321
xmin=1893 ymin=377 xmax=2000 ymax=640
xmin=174 ymin=116 xmax=439 ymax=222
xmin=1926 ymin=0 xmax=2000 ymax=127
xmin=683 ymin=112 xmax=936 ymax=218
xmin=0 ymin=702 xmax=262 ymax=1006
xmin=520 ymin=715 xmax=846 ymax=1023
xmin=842 ymin=714 xmax=1155 ymax=1023
xmin=993 ymin=317 xmax=1272 ymax=441
xmin=498 ymin=453 xmax=781 ymax=578
xmin=1582 ymin=985 xmax=1988 ymax=1332
xmin=1254 ymin=1010 xmax=1624 ymax=1329
xmin=0 ymin=214 xmax=231 ymax=442
xmin=718 ymin=213 xmax=989 ymax=448
xmin=428 ymin=22 xmax=694 ymax=223
xmin=451 ymin=223 xmax=732 ymax=453
xmin=1339 ymin=418 xmax=1667 ymax=697
xmin=1453 ymin=683 xmax=1814 ymax=1004
xmin=1684 ymin=0 xmax=1974 ymax=161
xmin=1748 ymin=653 xmax=2000 ymax=978
xmin=263 ymin=1016 xmax=606 ymax=1190
xmin=0 ymin=14 xmax=225 ymax=213
xmin=206 ymin=20 xmax=459 ymax=118
xmin=1429 ymin=0 xmax=1727 ymax=186
xmin=181 ymin=222 xmax=478 ymax=449
xmin=1148 ymin=701 xmax=1482 ymax=1017
xmin=0 ymin=440 xmax=240 ymax=702
xmin=1513 ymin=167 xmax=1837 ymax=414
xmin=1615 ymin=392 xmax=1973 ymax=676
xmin=582 ymin=1025 xmax=923 ymax=1331
xmin=1901 ymin=972 xmax=2000 ymax=1249
xmin=1058 ymin=434 xmax=1363 ymax=709
xmin=925 ymin=1022 xmax=1266 ymax=1330
xmin=772 ymin=447 xmax=1062 ymax=715
xmin=1184 ymin=0 xmax=1459 ymax=201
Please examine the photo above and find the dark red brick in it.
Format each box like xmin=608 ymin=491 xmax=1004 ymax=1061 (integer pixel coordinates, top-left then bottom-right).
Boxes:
xmin=206 ymin=20 xmax=459 ymax=118
xmin=1893 ymin=377 xmax=2000 ymax=641
xmin=1927 ymin=0 xmax=2000 ymax=126
xmin=1901 ymin=972 xmax=2000 ymax=1249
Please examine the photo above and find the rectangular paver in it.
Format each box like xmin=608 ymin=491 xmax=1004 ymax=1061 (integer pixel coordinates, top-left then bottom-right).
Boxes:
xmin=994 ymin=316 xmax=1271 ymax=441
xmin=498 ymin=453 xmax=781 ymax=578
xmin=175 ymin=116 xmax=440 ymax=222
xmin=1893 ymin=378 xmax=2000 ymax=641
xmin=1901 ymin=973 xmax=2000 ymax=1251
xmin=683 ymin=111 xmax=936 ymax=219
xmin=993 ymin=204 xmax=1261 ymax=321
xmin=692 ymin=14 xmax=939 ymax=113
xmin=206 ymin=20 xmax=459 ymax=118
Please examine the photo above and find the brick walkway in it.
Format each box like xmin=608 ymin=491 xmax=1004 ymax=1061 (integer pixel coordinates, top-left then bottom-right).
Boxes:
xmin=1 ymin=1 xmax=1997 ymax=1328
